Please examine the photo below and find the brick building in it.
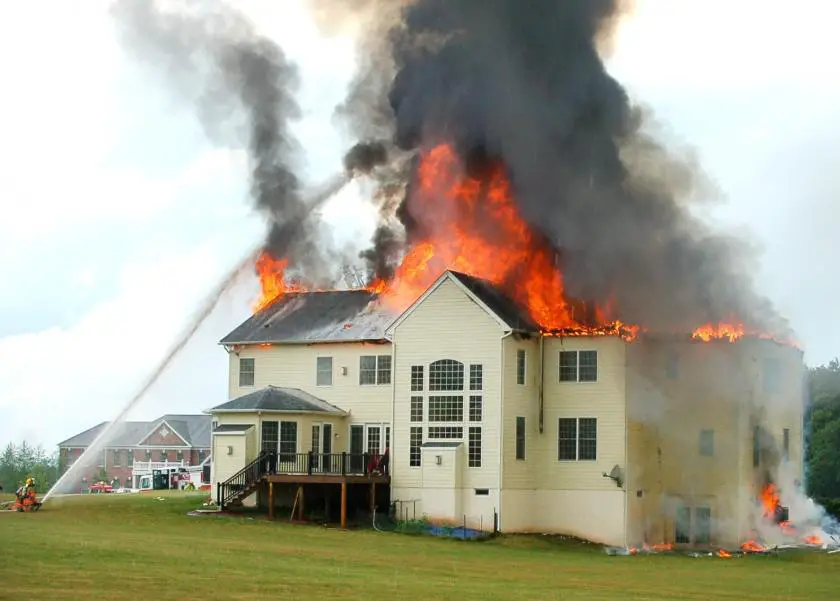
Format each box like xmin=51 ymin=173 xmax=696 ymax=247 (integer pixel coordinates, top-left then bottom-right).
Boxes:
xmin=57 ymin=414 xmax=211 ymax=491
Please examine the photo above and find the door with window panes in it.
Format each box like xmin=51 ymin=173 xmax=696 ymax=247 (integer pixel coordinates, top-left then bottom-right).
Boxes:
xmin=311 ymin=423 xmax=334 ymax=472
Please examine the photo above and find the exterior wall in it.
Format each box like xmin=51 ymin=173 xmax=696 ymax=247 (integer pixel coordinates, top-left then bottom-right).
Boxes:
xmin=391 ymin=278 xmax=504 ymax=531
xmin=624 ymin=337 xmax=805 ymax=549
xmin=500 ymin=336 xmax=628 ymax=546
xmin=227 ymin=342 xmax=393 ymax=427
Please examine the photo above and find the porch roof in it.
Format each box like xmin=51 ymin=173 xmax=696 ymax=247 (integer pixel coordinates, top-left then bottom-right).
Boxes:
xmin=209 ymin=386 xmax=348 ymax=416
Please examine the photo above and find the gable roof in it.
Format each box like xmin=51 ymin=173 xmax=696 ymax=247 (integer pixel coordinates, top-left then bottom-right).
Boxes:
xmin=386 ymin=270 xmax=539 ymax=336
xmin=57 ymin=414 xmax=212 ymax=448
xmin=219 ymin=290 xmax=397 ymax=345
xmin=209 ymin=386 xmax=348 ymax=415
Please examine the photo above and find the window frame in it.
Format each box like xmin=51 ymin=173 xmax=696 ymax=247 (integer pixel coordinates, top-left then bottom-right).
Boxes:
xmin=359 ymin=354 xmax=392 ymax=386
xmin=699 ymin=429 xmax=715 ymax=457
xmin=557 ymin=417 xmax=598 ymax=462
xmin=516 ymin=349 xmax=526 ymax=385
xmin=238 ymin=357 xmax=255 ymax=387
xmin=468 ymin=426 xmax=482 ymax=468
xmin=316 ymin=356 xmax=333 ymax=387
xmin=558 ymin=350 xmax=599 ymax=383
xmin=515 ymin=416 xmax=526 ymax=460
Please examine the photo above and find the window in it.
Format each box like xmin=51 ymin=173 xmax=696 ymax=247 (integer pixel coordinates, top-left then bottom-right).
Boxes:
xmin=666 ymin=351 xmax=679 ymax=379
xmin=239 ymin=357 xmax=255 ymax=387
xmin=429 ymin=359 xmax=464 ymax=391
xmin=360 ymin=355 xmax=391 ymax=385
xmin=428 ymin=426 xmax=463 ymax=440
xmin=279 ymin=421 xmax=297 ymax=461
xmin=428 ymin=396 xmax=463 ymax=422
xmin=261 ymin=421 xmax=278 ymax=453
xmin=475 ymin=488 xmax=489 ymax=496
xmin=675 ymin=506 xmax=691 ymax=544
xmin=385 ymin=426 xmax=390 ymax=450
xmin=176 ymin=450 xmax=184 ymax=462
xmin=516 ymin=417 xmax=526 ymax=460
xmin=694 ymin=507 xmax=711 ymax=545
xmin=126 ymin=451 xmax=133 ymax=466
xmin=367 ymin=427 xmax=381 ymax=456
xmin=469 ymin=395 xmax=482 ymax=422
xmin=469 ymin=364 xmax=483 ymax=391
xmin=559 ymin=351 xmax=597 ymax=382
xmin=783 ymin=428 xmax=790 ymax=462
xmin=145 ymin=449 xmax=152 ymax=460
xmin=557 ymin=418 xmax=597 ymax=461
xmin=160 ymin=450 xmax=169 ymax=462
xmin=316 ymin=356 xmax=333 ymax=386
xmin=699 ymin=429 xmax=715 ymax=457
xmin=516 ymin=349 xmax=526 ymax=385
xmin=410 ymin=396 xmax=423 ymax=422
xmin=112 ymin=450 xmax=121 ymax=467
xmin=763 ymin=358 xmax=780 ymax=393
xmin=411 ymin=365 xmax=424 ymax=391
xmin=468 ymin=427 xmax=482 ymax=467
xmin=753 ymin=425 xmax=761 ymax=468
xmin=409 ymin=427 xmax=422 ymax=467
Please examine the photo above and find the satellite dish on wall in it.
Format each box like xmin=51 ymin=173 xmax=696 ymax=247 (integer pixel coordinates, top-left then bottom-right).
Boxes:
xmin=603 ymin=464 xmax=624 ymax=488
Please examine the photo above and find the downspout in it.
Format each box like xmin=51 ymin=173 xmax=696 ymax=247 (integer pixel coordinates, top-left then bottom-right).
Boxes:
xmin=538 ymin=333 xmax=545 ymax=434
xmin=499 ymin=330 xmax=513 ymax=532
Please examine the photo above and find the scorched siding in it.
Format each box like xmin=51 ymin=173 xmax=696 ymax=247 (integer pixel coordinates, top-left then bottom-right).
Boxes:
xmin=391 ymin=278 xmax=504 ymax=498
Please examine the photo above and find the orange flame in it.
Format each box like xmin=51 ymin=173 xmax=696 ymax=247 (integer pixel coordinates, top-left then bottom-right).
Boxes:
xmin=717 ymin=549 xmax=732 ymax=558
xmin=251 ymin=143 xmax=787 ymax=345
xmin=760 ymin=483 xmax=781 ymax=520
xmin=804 ymin=534 xmax=822 ymax=545
xmin=740 ymin=540 xmax=766 ymax=553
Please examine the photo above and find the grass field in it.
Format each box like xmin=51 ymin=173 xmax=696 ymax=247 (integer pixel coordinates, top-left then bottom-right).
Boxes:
xmin=1 ymin=492 xmax=838 ymax=600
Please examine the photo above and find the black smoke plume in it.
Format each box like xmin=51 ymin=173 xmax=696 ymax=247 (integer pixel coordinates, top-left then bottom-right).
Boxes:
xmin=336 ymin=0 xmax=789 ymax=335
xmin=110 ymin=0 xmax=336 ymax=281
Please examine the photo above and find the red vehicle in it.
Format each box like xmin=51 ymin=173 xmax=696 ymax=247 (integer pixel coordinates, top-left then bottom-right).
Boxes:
xmin=89 ymin=481 xmax=113 ymax=494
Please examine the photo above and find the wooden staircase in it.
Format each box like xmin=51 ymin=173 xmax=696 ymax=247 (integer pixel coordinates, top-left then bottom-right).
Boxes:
xmin=218 ymin=451 xmax=271 ymax=510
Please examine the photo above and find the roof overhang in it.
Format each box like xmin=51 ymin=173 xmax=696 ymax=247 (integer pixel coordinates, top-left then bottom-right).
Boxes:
xmin=208 ymin=409 xmax=350 ymax=417
xmin=220 ymin=338 xmax=392 ymax=348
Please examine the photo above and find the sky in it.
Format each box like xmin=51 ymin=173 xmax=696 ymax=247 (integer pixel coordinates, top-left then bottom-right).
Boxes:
xmin=0 ymin=0 xmax=837 ymax=450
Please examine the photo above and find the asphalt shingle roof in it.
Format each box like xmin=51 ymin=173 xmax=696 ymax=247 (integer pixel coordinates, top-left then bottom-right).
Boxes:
xmin=57 ymin=414 xmax=211 ymax=448
xmin=210 ymin=386 xmax=348 ymax=415
xmin=447 ymin=271 xmax=539 ymax=332
xmin=219 ymin=290 xmax=397 ymax=345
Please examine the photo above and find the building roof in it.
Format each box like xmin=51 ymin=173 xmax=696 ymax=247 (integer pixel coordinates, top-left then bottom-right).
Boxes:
xmin=209 ymin=386 xmax=348 ymax=415
xmin=212 ymin=424 xmax=255 ymax=434
xmin=57 ymin=414 xmax=212 ymax=448
xmin=218 ymin=289 xmax=397 ymax=345
xmin=446 ymin=271 xmax=539 ymax=332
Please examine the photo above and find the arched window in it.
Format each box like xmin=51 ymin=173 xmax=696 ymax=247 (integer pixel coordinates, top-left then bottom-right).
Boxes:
xmin=429 ymin=359 xmax=464 ymax=391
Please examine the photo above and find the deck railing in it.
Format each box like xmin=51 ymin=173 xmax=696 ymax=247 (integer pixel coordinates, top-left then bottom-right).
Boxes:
xmin=218 ymin=451 xmax=389 ymax=510
xmin=262 ymin=451 xmax=388 ymax=477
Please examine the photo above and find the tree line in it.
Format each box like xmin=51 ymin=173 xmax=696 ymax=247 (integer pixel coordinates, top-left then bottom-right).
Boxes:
xmin=0 ymin=442 xmax=59 ymax=493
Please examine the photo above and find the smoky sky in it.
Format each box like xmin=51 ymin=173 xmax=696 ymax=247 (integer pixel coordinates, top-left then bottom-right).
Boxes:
xmin=337 ymin=0 xmax=790 ymax=335
xmin=110 ymin=0 xmax=341 ymax=281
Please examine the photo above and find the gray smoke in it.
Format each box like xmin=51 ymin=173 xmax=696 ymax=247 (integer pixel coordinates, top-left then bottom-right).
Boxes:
xmin=327 ymin=0 xmax=791 ymax=336
xmin=111 ymin=0 xmax=336 ymax=282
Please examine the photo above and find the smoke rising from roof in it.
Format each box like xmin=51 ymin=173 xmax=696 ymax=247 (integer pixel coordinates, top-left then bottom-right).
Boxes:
xmin=327 ymin=0 xmax=790 ymax=336
xmin=110 ymin=0 xmax=339 ymax=282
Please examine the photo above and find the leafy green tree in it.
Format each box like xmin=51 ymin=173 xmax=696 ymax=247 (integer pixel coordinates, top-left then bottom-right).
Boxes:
xmin=805 ymin=359 xmax=840 ymax=502
xmin=0 ymin=441 xmax=59 ymax=493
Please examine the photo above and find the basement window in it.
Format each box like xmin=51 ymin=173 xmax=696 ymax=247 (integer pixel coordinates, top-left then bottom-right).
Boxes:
xmin=316 ymin=356 xmax=333 ymax=386
xmin=360 ymin=355 xmax=392 ymax=385
xmin=475 ymin=488 xmax=489 ymax=496
xmin=699 ymin=429 xmax=715 ymax=457
xmin=559 ymin=351 xmax=598 ymax=382
xmin=238 ymin=357 xmax=255 ymax=387
xmin=516 ymin=349 xmax=526 ymax=385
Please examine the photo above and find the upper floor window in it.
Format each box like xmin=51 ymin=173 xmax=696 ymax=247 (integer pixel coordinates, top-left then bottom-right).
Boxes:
xmin=411 ymin=365 xmax=424 ymax=391
xmin=469 ymin=364 xmax=483 ymax=391
xmin=516 ymin=349 xmax=526 ymax=385
xmin=239 ymin=357 xmax=255 ymax=387
xmin=557 ymin=417 xmax=597 ymax=461
xmin=360 ymin=355 xmax=392 ymax=385
xmin=762 ymin=358 xmax=781 ymax=393
xmin=429 ymin=359 xmax=464 ymax=391
xmin=699 ymin=429 xmax=714 ymax=457
xmin=316 ymin=356 xmax=333 ymax=386
xmin=559 ymin=350 xmax=597 ymax=382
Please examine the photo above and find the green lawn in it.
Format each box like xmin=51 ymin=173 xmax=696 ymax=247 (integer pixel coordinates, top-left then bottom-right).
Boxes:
xmin=0 ymin=492 xmax=838 ymax=600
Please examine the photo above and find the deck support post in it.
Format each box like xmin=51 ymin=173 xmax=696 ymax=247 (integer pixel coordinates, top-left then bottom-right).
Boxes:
xmin=370 ymin=481 xmax=376 ymax=512
xmin=268 ymin=482 xmax=274 ymax=521
xmin=340 ymin=480 xmax=347 ymax=530
xmin=297 ymin=485 xmax=305 ymax=521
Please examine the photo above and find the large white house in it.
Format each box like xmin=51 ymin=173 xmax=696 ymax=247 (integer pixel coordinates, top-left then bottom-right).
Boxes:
xmin=207 ymin=269 xmax=805 ymax=548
